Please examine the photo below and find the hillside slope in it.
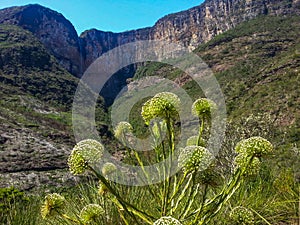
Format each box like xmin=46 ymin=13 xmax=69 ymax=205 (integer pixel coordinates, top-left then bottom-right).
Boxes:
xmin=0 ymin=25 xmax=80 ymax=190
xmin=134 ymin=15 xmax=300 ymax=147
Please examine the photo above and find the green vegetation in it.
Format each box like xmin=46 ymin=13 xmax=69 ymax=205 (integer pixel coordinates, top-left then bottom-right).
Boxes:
xmin=134 ymin=15 xmax=300 ymax=148
xmin=0 ymin=14 xmax=299 ymax=225
xmin=39 ymin=94 xmax=280 ymax=224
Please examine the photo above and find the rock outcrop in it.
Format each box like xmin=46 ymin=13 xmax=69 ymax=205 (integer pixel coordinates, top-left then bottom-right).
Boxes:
xmin=0 ymin=0 xmax=299 ymax=77
xmin=81 ymin=0 xmax=300 ymax=70
xmin=0 ymin=4 xmax=82 ymax=76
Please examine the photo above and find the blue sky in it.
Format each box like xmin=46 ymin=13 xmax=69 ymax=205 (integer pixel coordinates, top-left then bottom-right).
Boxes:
xmin=0 ymin=0 xmax=203 ymax=34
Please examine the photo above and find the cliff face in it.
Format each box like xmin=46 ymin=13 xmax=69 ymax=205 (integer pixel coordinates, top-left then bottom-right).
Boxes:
xmin=80 ymin=28 xmax=152 ymax=70
xmin=0 ymin=0 xmax=299 ymax=77
xmin=81 ymin=0 xmax=300 ymax=70
xmin=0 ymin=4 xmax=82 ymax=76
xmin=151 ymin=0 xmax=300 ymax=49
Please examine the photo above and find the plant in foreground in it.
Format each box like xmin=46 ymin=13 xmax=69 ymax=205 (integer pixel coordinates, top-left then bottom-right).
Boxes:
xmin=41 ymin=92 xmax=273 ymax=224
xmin=229 ymin=206 xmax=254 ymax=225
xmin=79 ymin=204 xmax=104 ymax=224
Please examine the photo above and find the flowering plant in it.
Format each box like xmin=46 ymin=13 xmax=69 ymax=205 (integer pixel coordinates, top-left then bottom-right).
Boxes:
xmin=41 ymin=92 xmax=273 ymax=224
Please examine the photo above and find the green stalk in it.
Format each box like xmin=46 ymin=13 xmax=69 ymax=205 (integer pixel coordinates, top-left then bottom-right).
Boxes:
xmin=162 ymin=115 xmax=175 ymax=215
xmin=250 ymin=208 xmax=272 ymax=225
xmin=61 ymin=213 xmax=80 ymax=224
xmin=190 ymin=183 xmax=208 ymax=224
xmin=126 ymin=132 xmax=159 ymax=204
xmin=198 ymin=156 xmax=256 ymax=224
xmin=88 ymin=166 xmax=155 ymax=223
xmin=179 ymin=173 xmax=197 ymax=219
xmin=169 ymin=172 xmax=188 ymax=204
xmin=119 ymin=209 xmax=130 ymax=225
xmin=181 ymin=183 xmax=200 ymax=220
xmin=171 ymin=174 xmax=193 ymax=214
xmin=197 ymin=116 xmax=205 ymax=146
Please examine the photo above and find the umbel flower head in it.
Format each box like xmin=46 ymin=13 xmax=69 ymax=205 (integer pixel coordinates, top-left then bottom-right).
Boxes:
xmin=178 ymin=146 xmax=213 ymax=174
xmin=235 ymin=136 xmax=273 ymax=158
xmin=153 ymin=216 xmax=182 ymax=225
xmin=230 ymin=206 xmax=254 ymax=225
xmin=191 ymin=98 xmax=216 ymax=120
xmin=234 ymin=154 xmax=261 ymax=177
xmin=68 ymin=139 xmax=104 ymax=175
xmin=101 ymin=162 xmax=117 ymax=176
xmin=114 ymin=121 xmax=133 ymax=144
xmin=79 ymin=204 xmax=104 ymax=224
xmin=41 ymin=193 xmax=65 ymax=219
xmin=141 ymin=92 xmax=181 ymax=125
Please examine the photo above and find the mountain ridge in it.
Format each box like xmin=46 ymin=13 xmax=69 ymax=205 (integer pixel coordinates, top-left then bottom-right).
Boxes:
xmin=0 ymin=0 xmax=299 ymax=78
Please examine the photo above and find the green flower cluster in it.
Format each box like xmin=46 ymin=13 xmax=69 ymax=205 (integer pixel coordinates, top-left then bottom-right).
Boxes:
xmin=235 ymin=137 xmax=273 ymax=158
xmin=41 ymin=193 xmax=65 ymax=219
xmin=235 ymin=154 xmax=261 ymax=177
xmin=141 ymin=92 xmax=181 ymax=125
xmin=68 ymin=139 xmax=104 ymax=175
xmin=234 ymin=137 xmax=273 ymax=176
xmin=178 ymin=146 xmax=213 ymax=174
xmin=229 ymin=206 xmax=254 ymax=225
xmin=191 ymin=98 xmax=216 ymax=120
xmin=153 ymin=216 xmax=182 ymax=225
xmin=79 ymin=204 xmax=104 ymax=224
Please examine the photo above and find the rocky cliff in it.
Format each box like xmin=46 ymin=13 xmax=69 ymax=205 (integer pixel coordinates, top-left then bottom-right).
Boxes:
xmin=0 ymin=0 xmax=299 ymax=77
xmin=0 ymin=4 xmax=82 ymax=76
xmin=81 ymin=0 xmax=300 ymax=71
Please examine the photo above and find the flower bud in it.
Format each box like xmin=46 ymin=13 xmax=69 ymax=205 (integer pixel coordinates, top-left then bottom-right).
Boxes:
xmin=230 ymin=206 xmax=254 ymax=225
xmin=178 ymin=146 xmax=213 ymax=173
xmin=191 ymin=98 xmax=216 ymax=120
xmin=41 ymin=193 xmax=65 ymax=219
xmin=68 ymin=139 xmax=104 ymax=175
xmin=235 ymin=137 xmax=273 ymax=158
xmin=141 ymin=92 xmax=180 ymax=125
xmin=79 ymin=204 xmax=104 ymax=224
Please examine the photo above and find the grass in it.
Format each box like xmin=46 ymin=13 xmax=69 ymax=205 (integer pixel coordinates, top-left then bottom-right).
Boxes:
xmin=1 ymin=142 xmax=299 ymax=224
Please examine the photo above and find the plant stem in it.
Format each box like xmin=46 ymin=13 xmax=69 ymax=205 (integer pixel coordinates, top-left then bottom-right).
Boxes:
xmin=191 ymin=184 xmax=208 ymax=224
xmin=250 ymin=208 xmax=272 ymax=225
xmin=179 ymin=173 xmax=197 ymax=219
xmin=197 ymin=117 xmax=205 ymax=146
xmin=171 ymin=174 xmax=193 ymax=214
xmin=88 ymin=166 xmax=155 ymax=223
xmin=61 ymin=213 xmax=80 ymax=224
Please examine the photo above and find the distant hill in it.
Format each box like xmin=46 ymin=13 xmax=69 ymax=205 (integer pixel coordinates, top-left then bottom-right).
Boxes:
xmin=0 ymin=0 xmax=298 ymax=101
xmin=0 ymin=24 xmax=81 ymax=190
xmin=134 ymin=15 xmax=300 ymax=147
